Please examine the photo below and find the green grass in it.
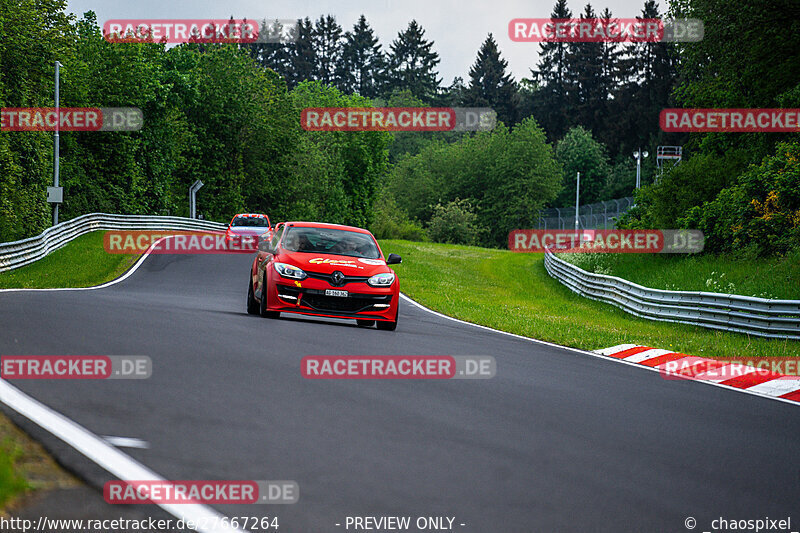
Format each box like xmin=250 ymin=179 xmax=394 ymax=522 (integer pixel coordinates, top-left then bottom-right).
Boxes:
xmin=0 ymin=439 xmax=28 ymax=508
xmin=557 ymin=249 xmax=800 ymax=300
xmin=0 ymin=231 xmax=124 ymax=507
xmin=380 ymin=240 xmax=800 ymax=358
xmin=0 ymin=231 xmax=139 ymax=289
xmin=0 ymin=411 xmax=80 ymax=513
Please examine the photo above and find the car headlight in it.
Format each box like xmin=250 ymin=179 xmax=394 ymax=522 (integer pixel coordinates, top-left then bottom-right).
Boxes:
xmin=367 ymin=272 xmax=395 ymax=287
xmin=273 ymin=262 xmax=307 ymax=280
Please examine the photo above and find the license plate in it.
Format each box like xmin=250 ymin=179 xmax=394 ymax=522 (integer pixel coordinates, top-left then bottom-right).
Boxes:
xmin=325 ymin=289 xmax=349 ymax=297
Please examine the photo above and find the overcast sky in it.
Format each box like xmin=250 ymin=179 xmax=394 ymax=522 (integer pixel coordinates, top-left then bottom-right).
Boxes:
xmin=66 ymin=0 xmax=661 ymax=84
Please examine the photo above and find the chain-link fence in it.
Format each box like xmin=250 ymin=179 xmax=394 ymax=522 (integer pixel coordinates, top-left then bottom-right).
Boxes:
xmin=536 ymin=197 xmax=633 ymax=230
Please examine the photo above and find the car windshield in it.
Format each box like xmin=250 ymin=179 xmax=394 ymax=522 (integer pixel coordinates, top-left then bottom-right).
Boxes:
xmin=231 ymin=216 xmax=269 ymax=227
xmin=282 ymin=227 xmax=380 ymax=259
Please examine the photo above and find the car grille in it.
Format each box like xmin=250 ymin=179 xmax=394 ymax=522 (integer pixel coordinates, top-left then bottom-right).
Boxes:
xmin=277 ymin=286 xmax=391 ymax=314
xmin=304 ymin=271 xmax=370 ymax=286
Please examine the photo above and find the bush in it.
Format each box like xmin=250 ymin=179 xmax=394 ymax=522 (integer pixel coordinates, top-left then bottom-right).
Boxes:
xmin=681 ymin=140 xmax=800 ymax=256
xmin=370 ymin=189 xmax=428 ymax=241
xmin=619 ymin=150 xmax=749 ymax=230
xmin=600 ymin=158 xmax=636 ymax=199
xmin=426 ymin=199 xmax=487 ymax=245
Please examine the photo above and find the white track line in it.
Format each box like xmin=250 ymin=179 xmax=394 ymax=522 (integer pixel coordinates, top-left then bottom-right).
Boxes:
xmin=399 ymin=294 xmax=799 ymax=408
xmin=595 ymin=344 xmax=636 ymax=356
xmin=0 ymin=237 xmax=160 ymax=293
xmin=2 ymin=245 xmax=796 ymax=533
xmin=1 ymin=235 xmax=249 ymax=531
xmin=102 ymin=436 xmax=150 ymax=449
xmin=0 ymin=380 xmax=246 ymax=532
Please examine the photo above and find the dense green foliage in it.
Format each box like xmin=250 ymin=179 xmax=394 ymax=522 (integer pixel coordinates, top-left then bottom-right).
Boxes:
xmin=620 ymin=0 xmax=800 ymax=257
xmin=0 ymin=4 xmax=390 ymax=242
xmin=3 ymin=0 xmax=798 ymax=256
xmin=386 ymin=118 xmax=562 ymax=247
xmin=426 ymin=199 xmax=486 ymax=246
xmin=554 ymin=126 xmax=610 ymax=205
xmin=680 ymin=141 xmax=800 ymax=256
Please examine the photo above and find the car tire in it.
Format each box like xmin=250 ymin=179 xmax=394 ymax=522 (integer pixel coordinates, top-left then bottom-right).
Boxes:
xmin=356 ymin=320 xmax=375 ymax=328
xmin=247 ymin=276 xmax=259 ymax=315
xmin=259 ymin=272 xmax=280 ymax=319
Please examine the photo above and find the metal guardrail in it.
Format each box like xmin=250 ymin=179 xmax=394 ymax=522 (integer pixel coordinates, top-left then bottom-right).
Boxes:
xmin=544 ymin=248 xmax=800 ymax=340
xmin=0 ymin=213 xmax=227 ymax=273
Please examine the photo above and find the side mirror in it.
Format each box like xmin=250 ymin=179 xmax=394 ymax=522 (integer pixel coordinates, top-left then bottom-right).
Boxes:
xmin=386 ymin=253 xmax=402 ymax=265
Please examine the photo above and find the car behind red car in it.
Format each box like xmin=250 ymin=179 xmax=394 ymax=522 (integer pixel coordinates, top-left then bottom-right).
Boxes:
xmin=247 ymin=222 xmax=401 ymax=330
xmin=225 ymin=213 xmax=271 ymax=251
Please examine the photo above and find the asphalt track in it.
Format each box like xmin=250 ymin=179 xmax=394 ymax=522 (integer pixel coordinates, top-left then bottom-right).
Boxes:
xmin=1 ymin=252 xmax=799 ymax=532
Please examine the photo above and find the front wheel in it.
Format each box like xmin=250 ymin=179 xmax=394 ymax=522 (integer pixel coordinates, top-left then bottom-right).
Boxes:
xmin=259 ymin=272 xmax=280 ymax=319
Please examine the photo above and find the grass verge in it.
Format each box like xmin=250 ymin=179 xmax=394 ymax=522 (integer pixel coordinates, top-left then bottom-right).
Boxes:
xmin=0 ymin=411 xmax=80 ymax=514
xmin=0 ymin=231 xmax=139 ymax=289
xmin=0 ymin=437 xmax=28 ymax=510
xmin=380 ymin=240 xmax=800 ymax=358
xmin=0 ymin=230 xmax=135 ymax=506
xmin=557 ymin=249 xmax=800 ymax=300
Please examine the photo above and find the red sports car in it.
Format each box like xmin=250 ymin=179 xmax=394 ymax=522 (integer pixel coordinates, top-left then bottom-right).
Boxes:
xmin=247 ymin=222 xmax=402 ymax=330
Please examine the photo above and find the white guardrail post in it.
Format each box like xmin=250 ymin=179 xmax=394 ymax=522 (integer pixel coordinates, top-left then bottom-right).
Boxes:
xmin=0 ymin=213 xmax=228 ymax=273
xmin=543 ymin=248 xmax=800 ymax=340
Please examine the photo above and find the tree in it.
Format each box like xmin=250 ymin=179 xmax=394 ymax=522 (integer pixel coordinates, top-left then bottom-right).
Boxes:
xmin=672 ymin=0 xmax=800 ymax=160
xmin=0 ymin=0 xmax=75 ymax=241
xmin=385 ymin=20 xmax=442 ymax=103
xmin=531 ymin=0 xmax=573 ymax=140
xmin=463 ymin=33 xmax=517 ymax=125
xmin=554 ymin=126 xmax=610 ymax=205
xmin=386 ymin=116 xmax=562 ymax=246
xmin=593 ymin=7 xmax=632 ymax=156
xmin=438 ymin=76 xmax=468 ymax=107
xmin=564 ymin=4 xmax=605 ymax=134
xmin=244 ymin=19 xmax=294 ymax=81
xmin=290 ymin=81 xmax=392 ymax=227
xmin=312 ymin=15 xmax=343 ymax=87
xmin=338 ymin=15 xmax=386 ymax=97
xmin=286 ymin=17 xmax=316 ymax=88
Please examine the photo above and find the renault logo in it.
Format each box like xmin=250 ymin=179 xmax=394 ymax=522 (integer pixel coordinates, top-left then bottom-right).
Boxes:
xmin=331 ymin=271 xmax=345 ymax=286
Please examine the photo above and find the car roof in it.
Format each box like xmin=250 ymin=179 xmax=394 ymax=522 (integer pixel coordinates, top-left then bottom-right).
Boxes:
xmin=280 ymin=222 xmax=372 ymax=235
xmin=232 ymin=213 xmax=268 ymax=218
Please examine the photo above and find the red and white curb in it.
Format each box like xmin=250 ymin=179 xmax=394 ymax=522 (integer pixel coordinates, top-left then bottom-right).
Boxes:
xmin=596 ymin=344 xmax=800 ymax=405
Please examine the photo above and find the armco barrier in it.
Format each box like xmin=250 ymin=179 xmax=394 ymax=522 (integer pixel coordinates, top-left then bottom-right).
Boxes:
xmin=544 ymin=248 xmax=800 ymax=340
xmin=0 ymin=213 xmax=227 ymax=273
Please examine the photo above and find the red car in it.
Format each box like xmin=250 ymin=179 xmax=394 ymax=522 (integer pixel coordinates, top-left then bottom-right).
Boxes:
xmin=225 ymin=213 xmax=271 ymax=250
xmin=247 ymin=222 xmax=402 ymax=330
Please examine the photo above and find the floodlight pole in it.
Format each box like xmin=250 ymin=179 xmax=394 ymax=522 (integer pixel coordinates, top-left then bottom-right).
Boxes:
xmin=574 ymin=171 xmax=580 ymax=232
xmin=53 ymin=61 xmax=62 ymax=225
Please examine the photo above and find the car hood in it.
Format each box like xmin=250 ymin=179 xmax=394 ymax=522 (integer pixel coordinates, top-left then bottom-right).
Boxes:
xmin=280 ymin=253 xmax=389 ymax=275
xmin=228 ymin=227 xmax=268 ymax=236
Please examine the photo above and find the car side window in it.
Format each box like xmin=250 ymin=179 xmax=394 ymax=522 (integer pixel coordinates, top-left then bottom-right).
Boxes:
xmin=271 ymin=225 xmax=285 ymax=250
